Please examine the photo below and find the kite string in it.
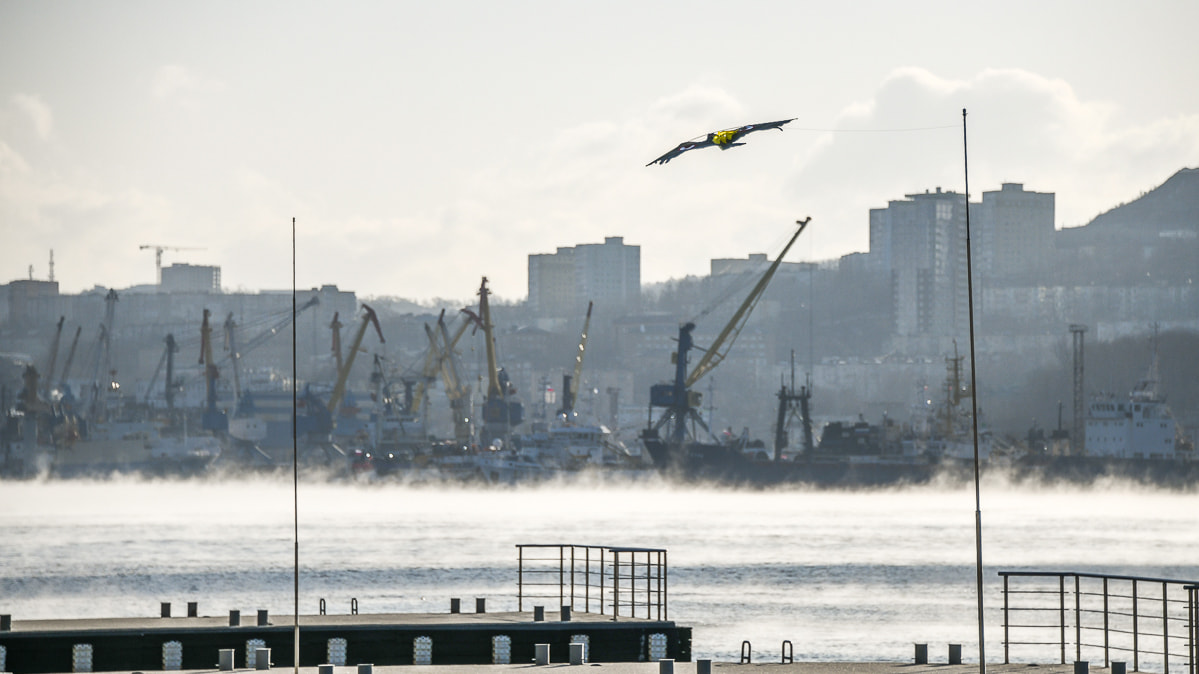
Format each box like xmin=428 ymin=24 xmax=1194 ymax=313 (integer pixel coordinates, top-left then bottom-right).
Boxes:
xmin=789 ymin=124 xmax=958 ymax=133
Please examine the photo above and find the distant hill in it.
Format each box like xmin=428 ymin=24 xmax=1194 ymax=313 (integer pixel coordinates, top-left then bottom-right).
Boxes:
xmin=1067 ymin=167 xmax=1199 ymax=241
xmin=1054 ymin=167 xmax=1198 ymax=285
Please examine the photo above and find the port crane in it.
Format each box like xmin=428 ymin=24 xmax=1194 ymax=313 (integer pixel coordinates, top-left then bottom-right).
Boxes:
xmin=326 ymin=304 xmax=384 ymax=417
xmin=647 ymin=218 xmax=810 ymax=446
xmin=198 ymin=309 xmax=226 ymax=432
xmin=477 ymin=277 xmax=523 ymax=447
xmin=434 ymin=310 xmax=480 ymax=446
xmin=42 ymin=317 xmax=65 ymax=399
xmin=139 ymin=245 xmax=205 ymax=285
xmin=557 ymin=301 xmax=593 ymax=420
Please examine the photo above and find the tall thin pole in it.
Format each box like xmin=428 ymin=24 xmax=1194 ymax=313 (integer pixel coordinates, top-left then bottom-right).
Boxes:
xmin=963 ymin=108 xmax=986 ymax=673
xmin=292 ymin=217 xmax=300 ymax=672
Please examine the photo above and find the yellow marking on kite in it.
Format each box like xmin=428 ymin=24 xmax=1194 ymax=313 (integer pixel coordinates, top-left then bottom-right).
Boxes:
xmin=712 ymin=129 xmax=738 ymax=146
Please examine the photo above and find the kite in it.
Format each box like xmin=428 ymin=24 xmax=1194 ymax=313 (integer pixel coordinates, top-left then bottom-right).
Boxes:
xmin=646 ymin=118 xmax=795 ymax=166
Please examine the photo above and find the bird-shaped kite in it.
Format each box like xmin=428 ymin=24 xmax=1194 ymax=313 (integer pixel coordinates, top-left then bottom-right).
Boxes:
xmin=646 ymin=118 xmax=795 ymax=166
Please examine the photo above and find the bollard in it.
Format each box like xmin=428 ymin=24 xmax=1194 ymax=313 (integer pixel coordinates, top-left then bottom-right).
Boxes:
xmin=254 ymin=648 xmax=270 ymax=670
xmin=1074 ymin=662 xmax=1089 ymax=674
xmin=949 ymin=643 xmax=962 ymax=665
xmin=1 ymin=614 xmax=10 ymax=631
xmin=697 ymin=659 xmax=713 ymax=674
xmin=450 ymin=598 xmax=460 ymax=613
xmin=560 ymin=605 xmax=571 ymax=621
xmin=318 ymin=665 xmax=335 ymax=674
xmin=358 ymin=665 xmax=374 ymax=674
xmin=476 ymin=597 xmax=486 ymax=613
xmin=187 ymin=602 xmax=198 ymax=618
xmin=570 ymin=641 xmax=586 ymax=665
xmin=161 ymin=602 xmax=171 ymax=618
xmin=535 ymin=643 xmax=550 ymax=666
xmin=1112 ymin=662 xmax=1126 ymax=674
xmin=915 ymin=643 xmax=928 ymax=664
xmin=533 ymin=606 xmax=545 ymax=622
xmin=218 ymin=648 xmax=235 ymax=671
xmin=658 ymin=658 xmax=675 ymax=674
xmin=257 ymin=609 xmax=269 ymax=626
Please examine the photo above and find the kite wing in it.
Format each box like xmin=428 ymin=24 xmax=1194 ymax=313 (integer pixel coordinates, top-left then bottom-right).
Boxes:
xmin=645 ymin=137 xmax=716 ymax=166
xmin=720 ymin=118 xmax=795 ymax=145
xmin=646 ymin=118 xmax=795 ymax=166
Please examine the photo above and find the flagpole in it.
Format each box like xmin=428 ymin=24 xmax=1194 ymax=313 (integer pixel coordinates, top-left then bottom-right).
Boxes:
xmin=292 ymin=216 xmax=300 ymax=673
xmin=963 ymin=108 xmax=986 ymax=674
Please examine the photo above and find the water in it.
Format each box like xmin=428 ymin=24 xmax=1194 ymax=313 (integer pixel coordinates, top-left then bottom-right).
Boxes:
xmin=1 ymin=475 xmax=1196 ymax=665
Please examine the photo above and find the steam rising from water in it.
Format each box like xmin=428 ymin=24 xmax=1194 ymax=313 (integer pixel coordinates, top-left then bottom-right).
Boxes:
xmin=1 ymin=477 xmax=1195 ymax=664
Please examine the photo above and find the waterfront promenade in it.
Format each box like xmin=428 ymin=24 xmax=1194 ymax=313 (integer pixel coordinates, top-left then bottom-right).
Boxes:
xmin=45 ymin=663 xmax=1103 ymax=674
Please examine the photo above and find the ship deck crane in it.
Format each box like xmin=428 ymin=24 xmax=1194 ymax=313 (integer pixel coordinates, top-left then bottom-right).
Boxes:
xmin=198 ymin=309 xmax=227 ymax=431
xmin=42 ymin=316 xmax=65 ymax=398
xmin=558 ymin=301 xmax=593 ymax=420
xmin=436 ymin=310 xmax=480 ymax=445
xmin=478 ymin=277 xmax=523 ymax=447
xmin=326 ymin=304 xmax=384 ymax=415
xmin=57 ymin=325 xmax=83 ymax=403
xmin=648 ymin=218 xmax=810 ymax=445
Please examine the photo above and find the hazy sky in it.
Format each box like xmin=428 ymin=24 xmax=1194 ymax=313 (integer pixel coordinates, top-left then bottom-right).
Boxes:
xmin=2 ymin=1 xmax=1197 ymax=303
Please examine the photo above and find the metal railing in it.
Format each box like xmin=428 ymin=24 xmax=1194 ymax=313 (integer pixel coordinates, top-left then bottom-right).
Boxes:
xmin=516 ymin=544 xmax=668 ymax=621
xmin=999 ymin=571 xmax=1198 ymax=674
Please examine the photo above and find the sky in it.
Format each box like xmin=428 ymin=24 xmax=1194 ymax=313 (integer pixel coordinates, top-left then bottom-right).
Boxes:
xmin=2 ymin=1 xmax=1198 ymax=304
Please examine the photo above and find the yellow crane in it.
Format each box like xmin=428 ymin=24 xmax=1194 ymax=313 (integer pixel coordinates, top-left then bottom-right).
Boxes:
xmin=326 ymin=304 xmax=384 ymax=415
xmin=649 ymin=218 xmax=810 ymax=444
xmin=477 ymin=277 xmax=523 ymax=446
xmin=558 ymin=301 xmax=593 ymax=419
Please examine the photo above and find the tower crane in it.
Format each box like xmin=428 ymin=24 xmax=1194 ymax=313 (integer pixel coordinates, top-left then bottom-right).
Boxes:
xmin=646 ymin=218 xmax=810 ymax=447
xmin=139 ymin=244 xmax=205 ymax=285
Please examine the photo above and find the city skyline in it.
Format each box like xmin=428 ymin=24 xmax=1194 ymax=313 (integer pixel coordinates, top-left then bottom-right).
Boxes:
xmin=2 ymin=1 xmax=1198 ymax=302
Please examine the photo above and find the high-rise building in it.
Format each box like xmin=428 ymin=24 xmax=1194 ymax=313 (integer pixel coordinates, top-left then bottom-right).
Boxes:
xmin=161 ymin=263 xmax=221 ymax=293
xmin=974 ymin=183 xmax=1055 ymax=283
xmin=528 ymin=236 xmax=640 ymax=316
xmin=870 ymin=187 xmax=969 ymax=346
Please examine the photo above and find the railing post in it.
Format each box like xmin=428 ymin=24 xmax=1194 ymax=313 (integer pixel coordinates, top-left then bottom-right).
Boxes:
xmin=1061 ymin=574 xmax=1068 ymax=665
xmin=570 ymin=545 xmax=576 ymax=610
xmin=585 ymin=547 xmax=591 ymax=614
xmin=518 ymin=546 xmax=524 ymax=612
xmin=1077 ymin=575 xmax=1082 ymax=665
xmin=560 ymin=546 xmax=565 ymax=611
xmin=1002 ymin=573 xmax=1010 ymax=664
xmin=600 ymin=547 xmax=606 ymax=616
xmin=1133 ymin=579 xmax=1139 ymax=672
xmin=663 ymin=549 xmax=669 ymax=621
xmin=613 ymin=550 xmax=620 ymax=621
xmin=1104 ymin=577 xmax=1111 ymax=668
xmin=1164 ymin=582 xmax=1170 ymax=674
xmin=644 ymin=551 xmax=651 ymax=619
xmin=1185 ymin=585 xmax=1193 ymax=674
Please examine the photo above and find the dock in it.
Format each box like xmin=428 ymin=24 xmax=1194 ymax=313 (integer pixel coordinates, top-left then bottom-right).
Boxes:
xmin=0 ymin=609 xmax=688 ymax=673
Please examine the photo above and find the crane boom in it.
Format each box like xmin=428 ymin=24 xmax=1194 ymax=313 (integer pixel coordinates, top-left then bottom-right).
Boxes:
xmin=570 ymin=301 xmax=593 ymax=404
xmin=685 ymin=218 xmax=809 ymax=388
xmin=139 ymin=244 xmax=205 ymax=284
xmin=326 ymin=304 xmax=384 ymax=414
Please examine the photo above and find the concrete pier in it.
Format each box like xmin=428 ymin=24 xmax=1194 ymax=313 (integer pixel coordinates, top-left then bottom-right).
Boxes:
xmin=0 ymin=610 xmax=688 ymax=673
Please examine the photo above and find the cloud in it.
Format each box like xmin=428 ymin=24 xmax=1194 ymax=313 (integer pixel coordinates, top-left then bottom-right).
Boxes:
xmin=790 ymin=66 xmax=1199 ymax=256
xmin=13 ymin=94 xmax=53 ymax=140
xmin=151 ymin=64 xmax=225 ymax=103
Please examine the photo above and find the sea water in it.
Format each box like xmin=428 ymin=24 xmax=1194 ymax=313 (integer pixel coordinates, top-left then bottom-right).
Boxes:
xmin=1 ymin=475 xmax=1195 ymax=666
